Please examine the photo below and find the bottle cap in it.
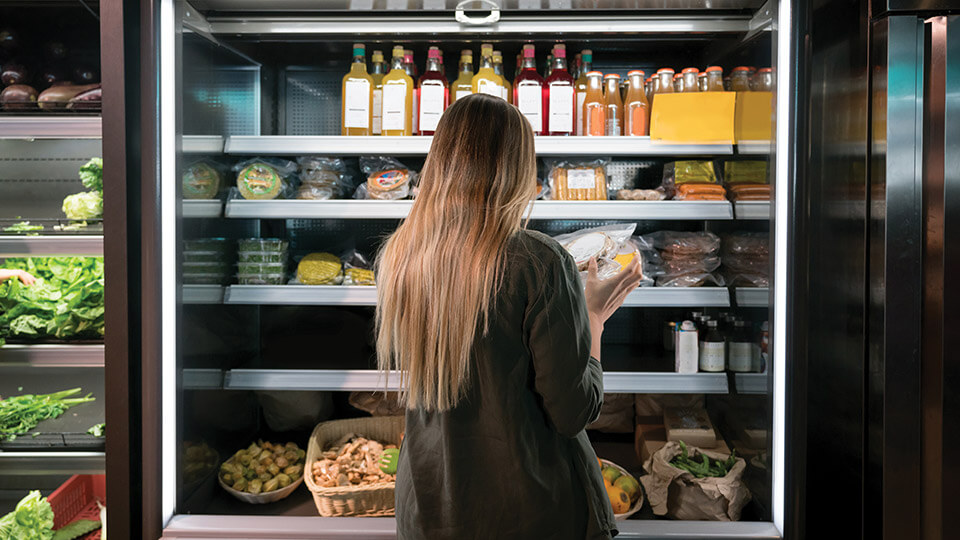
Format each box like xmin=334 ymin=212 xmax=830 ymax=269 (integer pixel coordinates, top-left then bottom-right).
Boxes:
xmin=681 ymin=320 xmax=697 ymax=331
xmin=682 ymin=67 xmax=698 ymax=74
xmin=523 ymin=47 xmax=535 ymax=58
xmin=554 ymin=46 xmax=566 ymax=58
xmin=371 ymin=50 xmax=384 ymax=62
xmin=673 ymin=73 xmax=681 ymax=80
xmin=628 ymin=69 xmax=645 ymax=77
xmin=352 ymin=43 xmax=366 ymax=56
xmin=404 ymin=53 xmax=413 ymax=63
xmin=657 ymin=68 xmax=675 ymax=74
xmin=706 ymin=66 xmax=723 ymax=73
xmin=733 ymin=66 xmax=751 ymax=72
xmin=586 ymin=70 xmax=603 ymax=77
xmin=604 ymin=73 xmax=620 ymax=79
xmin=428 ymin=48 xmax=441 ymax=59
xmin=698 ymin=72 xmax=706 ymax=78
xmin=461 ymin=49 xmax=472 ymax=55
xmin=759 ymin=67 xmax=773 ymax=73
xmin=582 ymin=49 xmax=592 ymax=62
xmin=392 ymin=46 xmax=404 ymax=58
xmin=492 ymin=51 xmax=502 ymax=59
xmin=707 ymin=319 xmax=718 ymax=327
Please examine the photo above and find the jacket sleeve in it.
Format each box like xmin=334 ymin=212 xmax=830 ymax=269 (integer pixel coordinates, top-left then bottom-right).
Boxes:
xmin=524 ymin=248 xmax=604 ymax=438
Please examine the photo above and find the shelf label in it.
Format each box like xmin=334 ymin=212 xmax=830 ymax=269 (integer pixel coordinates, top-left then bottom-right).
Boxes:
xmin=517 ymin=85 xmax=542 ymax=132
xmin=343 ymin=79 xmax=371 ymax=129
xmin=382 ymin=84 xmax=407 ymax=131
xmin=548 ymin=85 xmax=574 ymax=133
xmin=419 ymin=84 xmax=445 ymax=132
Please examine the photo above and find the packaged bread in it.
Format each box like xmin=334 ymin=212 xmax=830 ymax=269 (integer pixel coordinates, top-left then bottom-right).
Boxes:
xmin=548 ymin=159 xmax=609 ymax=201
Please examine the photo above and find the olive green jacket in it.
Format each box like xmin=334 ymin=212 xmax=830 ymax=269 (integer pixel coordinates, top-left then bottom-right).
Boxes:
xmin=396 ymin=230 xmax=617 ymax=540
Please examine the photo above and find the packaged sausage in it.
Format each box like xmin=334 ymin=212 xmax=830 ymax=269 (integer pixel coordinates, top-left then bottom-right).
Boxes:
xmin=661 ymin=161 xmax=727 ymax=201
xmin=233 ymin=158 xmax=297 ymax=200
xmin=547 ymin=158 xmax=610 ymax=201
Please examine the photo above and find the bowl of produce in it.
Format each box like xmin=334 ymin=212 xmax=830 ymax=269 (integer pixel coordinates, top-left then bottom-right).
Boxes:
xmin=218 ymin=440 xmax=306 ymax=504
xmin=599 ymin=458 xmax=644 ymax=520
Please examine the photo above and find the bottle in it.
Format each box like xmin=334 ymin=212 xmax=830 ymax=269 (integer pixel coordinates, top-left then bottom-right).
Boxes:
xmin=757 ymin=67 xmax=774 ymax=92
xmin=680 ymin=67 xmax=699 ymax=92
xmin=748 ymin=66 xmax=758 ymax=90
xmin=673 ymin=73 xmax=683 ymax=92
xmin=645 ymin=77 xmax=653 ymax=102
xmin=492 ymin=50 xmax=511 ymax=103
xmin=370 ymin=50 xmax=386 ymax=135
xmin=418 ymin=47 xmax=448 ymax=136
xmin=545 ymin=44 xmax=575 ymax=136
xmin=471 ymin=43 xmax=504 ymax=98
xmin=619 ymin=78 xmax=629 ymax=102
xmin=452 ymin=49 xmax=474 ymax=102
xmin=730 ymin=66 xmax=752 ymax=91
xmin=603 ymin=73 xmax=623 ymax=136
xmin=675 ymin=320 xmax=699 ymax=374
xmin=623 ymin=70 xmax=649 ymax=136
xmin=381 ymin=46 xmax=414 ymax=137
xmin=728 ymin=320 xmax=755 ymax=372
xmin=341 ymin=43 xmax=374 ymax=136
xmin=699 ymin=319 xmax=726 ymax=372
xmin=697 ymin=72 xmax=707 ymax=92
xmin=581 ymin=71 xmax=605 ymax=136
xmin=705 ymin=66 xmax=724 ymax=91
xmin=438 ymin=50 xmax=445 ymax=77
xmin=514 ymin=44 xmax=545 ymax=135
xmin=574 ymin=49 xmax=592 ymax=135
xmin=664 ymin=321 xmax=677 ymax=352
xmin=572 ymin=53 xmax=582 ymax=80
xmin=403 ymin=50 xmax=419 ymax=134
xmin=656 ymin=68 xmax=675 ymax=94
xmin=545 ymin=52 xmax=554 ymax=78
xmin=724 ymin=75 xmax=732 ymax=91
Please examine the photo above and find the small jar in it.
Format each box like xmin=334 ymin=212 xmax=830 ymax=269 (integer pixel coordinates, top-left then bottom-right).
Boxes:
xmin=680 ymin=67 xmax=699 ymax=92
xmin=705 ymin=66 xmax=724 ymax=91
xmin=656 ymin=68 xmax=675 ymax=93
xmin=757 ymin=67 xmax=774 ymax=92
xmin=730 ymin=66 xmax=752 ymax=91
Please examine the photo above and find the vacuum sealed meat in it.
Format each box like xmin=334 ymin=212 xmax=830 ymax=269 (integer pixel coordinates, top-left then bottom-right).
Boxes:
xmin=645 ymin=230 xmax=721 ymax=257
xmin=233 ymin=158 xmax=297 ymax=200
xmin=722 ymin=232 xmax=770 ymax=287
xmin=547 ymin=158 xmax=609 ymax=201
xmin=661 ymin=161 xmax=727 ymax=201
xmin=640 ymin=231 xmax=724 ymax=287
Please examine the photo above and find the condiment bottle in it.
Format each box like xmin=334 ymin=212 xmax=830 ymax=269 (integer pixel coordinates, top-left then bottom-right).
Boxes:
xmin=680 ymin=67 xmax=699 ymax=92
xmin=730 ymin=66 xmax=752 ymax=91
xmin=380 ymin=46 xmax=414 ymax=137
xmin=581 ymin=71 xmax=605 ymax=136
xmin=514 ymin=44 xmax=545 ymax=135
xmin=623 ymin=70 xmax=649 ymax=136
xmin=370 ymin=49 xmax=386 ymax=135
xmin=417 ymin=47 xmax=448 ymax=136
xmin=492 ymin=50 xmax=511 ymax=103
xmin=699 ymin=319 xmax=726 ymax=372
xmin=574 ymin=49 xmax=592 ymax=135
xmin=757 ymin=67 xmax=774 ymax=92
xmin=705 ymin=66 xmax=724 ymax=91
xmin=403 ymin=50 xmax=418 ymax=134
xmin=664 ymin=321 xmax=677 ymax=352
xmin=452 ymin=49 xmax=474 ymax=102
xmin=603 ymin=73 xmax=623 ymax=136
xmin=675 ymin=320 xmax=699 ymax=373
xmin=341 ymin=43 xmax=373 ymax=136
xmin=471 ymin=43 xmax=503 ymax=98
xmin=728 ymin=320 xmax=755 ymax=372
xmin=545 ymin=44 xmax=576 ymax=136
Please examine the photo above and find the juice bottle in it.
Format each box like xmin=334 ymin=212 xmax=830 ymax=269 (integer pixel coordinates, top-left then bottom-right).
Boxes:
xmin=581 ymin=71 xmax=604 ymax=136
xmin=680 ymin=67 xmax=699 ymax=92
xmin=730 ymin=66 xmax=751 ymax=91
xmin=492 ymin=50 xmax=511 ymax=103
xmin=673 ymin=73 xmax=682 ymax=92
xmin=341 ymin=43 xmax=373 ymax=136
xmin=452 ymin=49 xmax=474 ymax=102
xmin=513 ymin=44 xmax=545 ymax=135
xmin=603 ymin=73 xmax=623 ymax=136
xmin=471 ymin=43 xmax=504 ymax=98
xmin=418 ymin=47 xmax=449 ymax=136
xmin=403 ymin=50 xmax=419 ymax=134
xmin=574 ymin=49 xmax=592 ymax=135
xmin=697 ymin=72 xmax=707 ymax=92
xmin=370 ymin=49 xmax=386 ymax=135
xmin=381 ymin=46 xmax=414 ymax=137
xmin=656 ymin=68 xmax=675 ymax=94
xmin=545 ymin=44 xmax=575 ymax=136
xmin=705 ymin=66 xmax=724 ymax=91
xmin=624 ymin=70 xmax=649 ymax=136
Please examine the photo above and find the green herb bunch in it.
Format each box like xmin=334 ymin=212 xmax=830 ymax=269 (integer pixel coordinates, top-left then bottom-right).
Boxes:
xmin=669 ymin=440 xmax=738 ymax=479
xmin=0 ymin=388 xmax=95 ymax=441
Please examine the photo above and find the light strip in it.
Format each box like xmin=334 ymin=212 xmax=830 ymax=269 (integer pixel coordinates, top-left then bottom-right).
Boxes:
xmin=771 ymin=0 xmax=792 ymax=532
xmin=159 ymin=0 xmax=177 ymax=526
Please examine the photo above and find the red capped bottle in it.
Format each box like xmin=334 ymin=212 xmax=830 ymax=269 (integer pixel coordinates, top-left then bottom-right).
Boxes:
xmin=544 ymin=44 xmax=575 ymax=136
xmin=513 ymin=44 xmax=546 ymax=135
xmin=418 ymin=47 xmax=448 ymax=136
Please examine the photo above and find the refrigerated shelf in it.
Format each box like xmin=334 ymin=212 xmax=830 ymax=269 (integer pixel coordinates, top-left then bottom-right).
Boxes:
xmin=735 ymin=287 xmax=770 ymax=307
xmin=182 ymin=285 xmax=225 ymax=304
xmin=224 ymin=199 xmax=735 ymax=220
xmin=736 ymin=140 xmax=773 ymax=155
xmin=0 ymin=452 xmax=105 ymax=475
xmin=0 ymin=116 xmax=102 ymax=139
xmin=183 ymin=135 xmax=225 ymax=154
xmin=733 ymin=373 xmax=769 ymax=395
xmin=0 ymin=344 xmax=104 ymax=367
xmin=224 ymin=136 xmax=736 ymax=156
xmin=0 ymin=236 xmax=103 ymax=257
xmin=223 ymin=285 xmax=731 ymax=308
xmin=734 ymin=201 xmax=771 ymax=220
xmin=182 ymin=200 xmax=223 ymax=218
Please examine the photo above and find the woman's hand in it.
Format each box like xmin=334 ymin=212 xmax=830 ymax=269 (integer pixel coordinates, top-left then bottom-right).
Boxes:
xmin=583 ymin=257 xmax=644 ymax=360
xmin=0 ymin=269 xmax=37 ymax=285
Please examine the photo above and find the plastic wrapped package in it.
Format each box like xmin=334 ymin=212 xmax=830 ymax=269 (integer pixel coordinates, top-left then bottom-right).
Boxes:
xmin=236 ymin=273 xmax=286 ymax=285
xmin=341 ymin=250 xmax=376 ymax=286
xmin=233 ymin=158 xmax=297 ymax=200
xmin=645 ymin=230 xmax=721 ymax=256
xmin=357 ymin=157 xmax=416 ymax=200
xmin=238 ymin=251 xmax=287 ymax=264
xmin=661 ymin=161 xmax=727 ymax=201
xmin=546 ymin=158 xmax=610 ymax=201
xmin=348 ymin=391 xmax=405 ymax=417
xmin=296 ymin=252 xmax=343 ymax=285
xmin=640 ymin=231 xmax=724 ymax=287
xmin=722 ymin=232 xmax=770 ymax=287
xmin=238 ymin=262 xmax=286 ymax=275
xmin=724 ymin=161 xmax=768 ymax=185
xmin=182 ymin=160 xmax=223 ymax=200
xmin=616 ymin=188 xmax=666 ymax=201
xmin=297 ymin=157 xmax=348 ymax=200
xmin=238 ymin=238 xmax=288 ymax=252
xmin=553 ymin=223 xmax=637 ymax=281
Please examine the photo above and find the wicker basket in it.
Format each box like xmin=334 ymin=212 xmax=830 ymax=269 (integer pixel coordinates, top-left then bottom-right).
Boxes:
xmin=305 ymin=416 xmax=405 ymax=517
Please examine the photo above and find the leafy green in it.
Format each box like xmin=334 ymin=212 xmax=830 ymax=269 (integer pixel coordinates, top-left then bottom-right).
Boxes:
xmin=87 ymin=423 xmax=105 ymax=437
xmin=78 ymin=157 xmax=103 ymax=194
xmin=0 ymin=490 xmax=55 ymax=540
xmin=670 ymin=440 xmax=738 ymax=479
xmin=61 ymin=191 xmax=102 ymax=221
xmin=52 ymin=519 xmax=101 ymax=540
xmin=0 ymin=388 xmax=95 ymax=441
xmin=0 ymin=257 xmax=105 ymax=343
xmin=3 ymin=221 xmax=44 ymax=234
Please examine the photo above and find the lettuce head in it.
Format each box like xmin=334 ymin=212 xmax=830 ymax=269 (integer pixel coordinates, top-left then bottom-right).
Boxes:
xmin=62 ymin=191 xmax=103 ymax=221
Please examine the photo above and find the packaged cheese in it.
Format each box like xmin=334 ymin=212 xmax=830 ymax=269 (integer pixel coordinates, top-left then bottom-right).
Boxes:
xmin=547 ymin=158 xmax=610 ymax=201
xmin=552 ymin=223 xmax=637 ymax=281
xmin=233 ymin=158 xmax=296 ymax=200
xmin=182 ymin=161 xmax=222 ymax=200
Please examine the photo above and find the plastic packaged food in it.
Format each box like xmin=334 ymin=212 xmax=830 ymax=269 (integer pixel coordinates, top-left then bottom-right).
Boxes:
xmin=233 ymin=158 xmax=297 ymax=200
xmin=296 ymin=253 xmax=343 ymax=285
xmin=722 ymin=232 xmax=770 ymax=287
xmin=724 ymin=161 xmax=768 ymax=185
xmin=183 ymin=250 xmax=229 ymax=263
xmin=238 ymin=238 xmax=288 ymax=252
xmin=358 ymin=157 xmax=415 ymax=200
xmin=237 ymin=251 xmax=287 ymax=264
xmin=547 ymin=159 xmax=609 ymax=201
xmin=640 ymin=231 xmax=723 ymax=287
xmin=616 ymin=188 xmax=666 ymax=201
xmin=341 ymin=250 xmax=376 ymax=285
xmin=661 ymin=161 xmax=727 ymax=201
xmin=553 ymin=223 xmax=637 ymax=281
xmin=184 ymin=261 xmax=232 ymax=274
xmin=237 ymin=262 xmax=286 ymax=275
xmin=237 ymin=273 xmax=286 ymax=285
xmin=183 ymin=161 xmax=222 ymax=200
xmin=185 ymin=238 xmax=231 ymax=252
xmin=297 ymin=157 xmax=347 ymax=200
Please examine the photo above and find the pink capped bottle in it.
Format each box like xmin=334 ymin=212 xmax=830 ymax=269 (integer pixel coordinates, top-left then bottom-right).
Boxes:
xmin=404 ymin=50 xmax=419 ymax=134
xmin=544 ymin=44 xmax=575 ymax=136
xmin=513 ymin=44 xmax=546 ymax=135
xmin=418 ymin=47 xmax=449 ymax=136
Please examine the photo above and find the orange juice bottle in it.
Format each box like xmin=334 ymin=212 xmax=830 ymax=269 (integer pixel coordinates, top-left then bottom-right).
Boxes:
xmin=624 ymin=70 xmax=649 ymax=136
xmin=370 ymin=49 xmax=386 ymax=135
xmin=341 ymin=43 xmax=373 ymax=136
xmin=603 ymin=73 xmax=623 ymax=136
xmin=492 ymin=51 xmax=511 ymax=103
xmin=581 ymin=71 xmax=605 ymax=136
xmin=381 ymin=46 xmax=414 ymax=136
xmin=705 ymin=66 xmax=725 ymax=91
xmin=574 ymin=49 xmax=592 ymax=135
xmin=472 ymin=43 xmax=504 ymax=97
xmin=452 ymin=49 xmax=474 ymax=101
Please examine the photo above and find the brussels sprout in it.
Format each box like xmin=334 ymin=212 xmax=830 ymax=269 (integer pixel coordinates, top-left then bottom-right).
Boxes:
xmin=263 ymin=477 xmax=280 ymax=492
xmin=276 ymin=473 xmax=292 ymax=488
xmin=267 ymin=463 xmax=280 ymax=476
xmin=247 ymin=479 xmax=262 ymax=495
xmin=232 ymin=478 xmax=247 ymax=491
xmin=258 ymin=472 xmax=272 ymax=483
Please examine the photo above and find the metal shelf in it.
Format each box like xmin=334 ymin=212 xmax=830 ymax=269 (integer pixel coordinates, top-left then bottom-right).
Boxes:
xmin=0 ymin=236 xmax=103 ymax=256
xmin=736 ymin=140 xmax=772 ymax=155
xmin=182 ymin=368 xmax=225 ymax=390
xmin=734 ymin=287 xmax=770 ymax=307
xmin=733 ymin=373 xmax=769 ymax=395
xmin=223 ymin=285 xmax=730 ymax=308
xmin=182 ymin=200 xmax=223 ymax=218
xmin=733 ymin=201 xmax=771 ymax=220
xmin=183 ymin=285 xmax=225 ymax=304
xmin=0 ymin=344 xmax=104 ymax=367
xmin=183 ymin=135 xmax=225 ymax=154
xmin=224 ymin=199 xmax=735 ymax=220
xmin=0 ymin=116 xmax=102 ymax=139
xmin=224 ymin=136 xmax=735 ymax=157
xmin=216 ymin=369 xmax=727 ymax=394
xmin=0 ymin=451 xmax=105 ymax=475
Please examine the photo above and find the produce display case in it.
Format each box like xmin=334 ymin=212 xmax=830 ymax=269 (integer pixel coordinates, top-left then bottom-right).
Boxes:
xmin=145 ymin=1 xmax=786 ymax=538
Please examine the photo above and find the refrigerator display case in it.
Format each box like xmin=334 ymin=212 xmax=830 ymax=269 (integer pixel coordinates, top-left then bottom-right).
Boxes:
xmin=144 ymin=1 xmax=791 ymax=538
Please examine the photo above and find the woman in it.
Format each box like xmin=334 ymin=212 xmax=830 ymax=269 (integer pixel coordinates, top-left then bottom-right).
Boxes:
xmin=376 ymin=93 xmax=644 ymax=540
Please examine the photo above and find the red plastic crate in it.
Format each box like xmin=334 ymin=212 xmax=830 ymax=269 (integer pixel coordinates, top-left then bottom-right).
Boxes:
xmin=47 ymin=475 xmax=105 ymax=540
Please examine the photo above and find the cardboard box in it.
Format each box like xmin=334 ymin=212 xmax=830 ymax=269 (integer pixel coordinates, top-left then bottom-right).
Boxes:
xmin=635 ymin=417 xmax=732 ymax=465
xmin=734 ymin=91 xmax=774 ymax=143
xmin=649 ymin=92 xmax=737 ymax=145
xmin=664 ymin=407 xmax=718 ymax=448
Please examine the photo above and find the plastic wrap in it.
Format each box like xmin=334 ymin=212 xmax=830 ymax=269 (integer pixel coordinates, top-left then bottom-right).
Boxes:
xmin=232 ymin=158 xmax=297 ymax=200
xmin=722 ymin=233 xmax=770 ymax=287
xmin=341 ymin=250 xmax=376 ymax=286
xmin=296 ymin=252 xmax=343 ymax=285
xmin=546 ymin=158 xmax=610 ymax=201
xmin=182 ymin=160 xmax=224 ymax=200
xmin=553 ymin=223 xmax=637 ymax=281
xmin=644 ymin=231 xmax=721 ymax=256
xmin=661 ymin=161 xmax=727 ymax=201
xmin=723 ymin=161 xmax=768 ymax=185
xmin=639 ymin=231 xmax=724 ymax=287
xmin=616 ymin=188 xmax=666 ymax=201
xmin=297 ymin=157 xmax=349 ymax=200
xmin=357 ymin=156 xmax=416 ymax=200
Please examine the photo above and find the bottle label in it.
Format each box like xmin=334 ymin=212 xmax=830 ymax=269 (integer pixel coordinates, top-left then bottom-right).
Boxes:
xmin=517 ymin=85 xmax=543 ymax=132
xmin=372 ymin=88 xmax=383 ymax=134
xmin=566 ymin=169 xmax=596 ymax=190
xmin=418 ymin=84 xmax=445 ymax=132
xmin=576 ymin=90 xmax=586 ymax=135
xmin=478 ymin=81 xmax=502 ymax=98
xmin=344 ymin=79 xmax=371 ymax=129
xmin=728 ymin=342 xmax=753 ymax=372
xmin=628 ymin=104 xmax=647 ymax=136
xmin=455 ymin=89 xmax=472 ymax=101
xmin=382 ymin=84 xmax=407 ymax=131
xmin=548 ymin=85 xmax=574 ymax=133
xmin=605 ymin=116 xmax=621 ymax=136
xmin=698 ymin=342 xmax=725 ymax=372
xmin=411 ymin=87 xmax=419 ymax=134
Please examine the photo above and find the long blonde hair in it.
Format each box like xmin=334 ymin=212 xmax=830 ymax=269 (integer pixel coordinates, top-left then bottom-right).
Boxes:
xmin=375 ymin=94 xmax=537 ymax=412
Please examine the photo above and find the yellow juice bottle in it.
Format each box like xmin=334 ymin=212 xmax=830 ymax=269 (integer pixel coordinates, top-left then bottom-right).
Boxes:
xmin=341 ymin=43 xmax=373 ymax=136
xmin=492 ymin=50 xmax=511 ymax=104
xmin=370 ymin=49 xmax=386 ymax=135
xmin=452 ymin=49 xmax=474 ymax=102
xmin=381 ymin=46 xmax=414 ymax=136
xmin=471 ymin=43 xmax=504 ymax=98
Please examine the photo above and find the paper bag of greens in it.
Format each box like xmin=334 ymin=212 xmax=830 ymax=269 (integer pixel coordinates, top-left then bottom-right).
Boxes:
xmin=640 ymin=440 xmax=751 ymax=521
